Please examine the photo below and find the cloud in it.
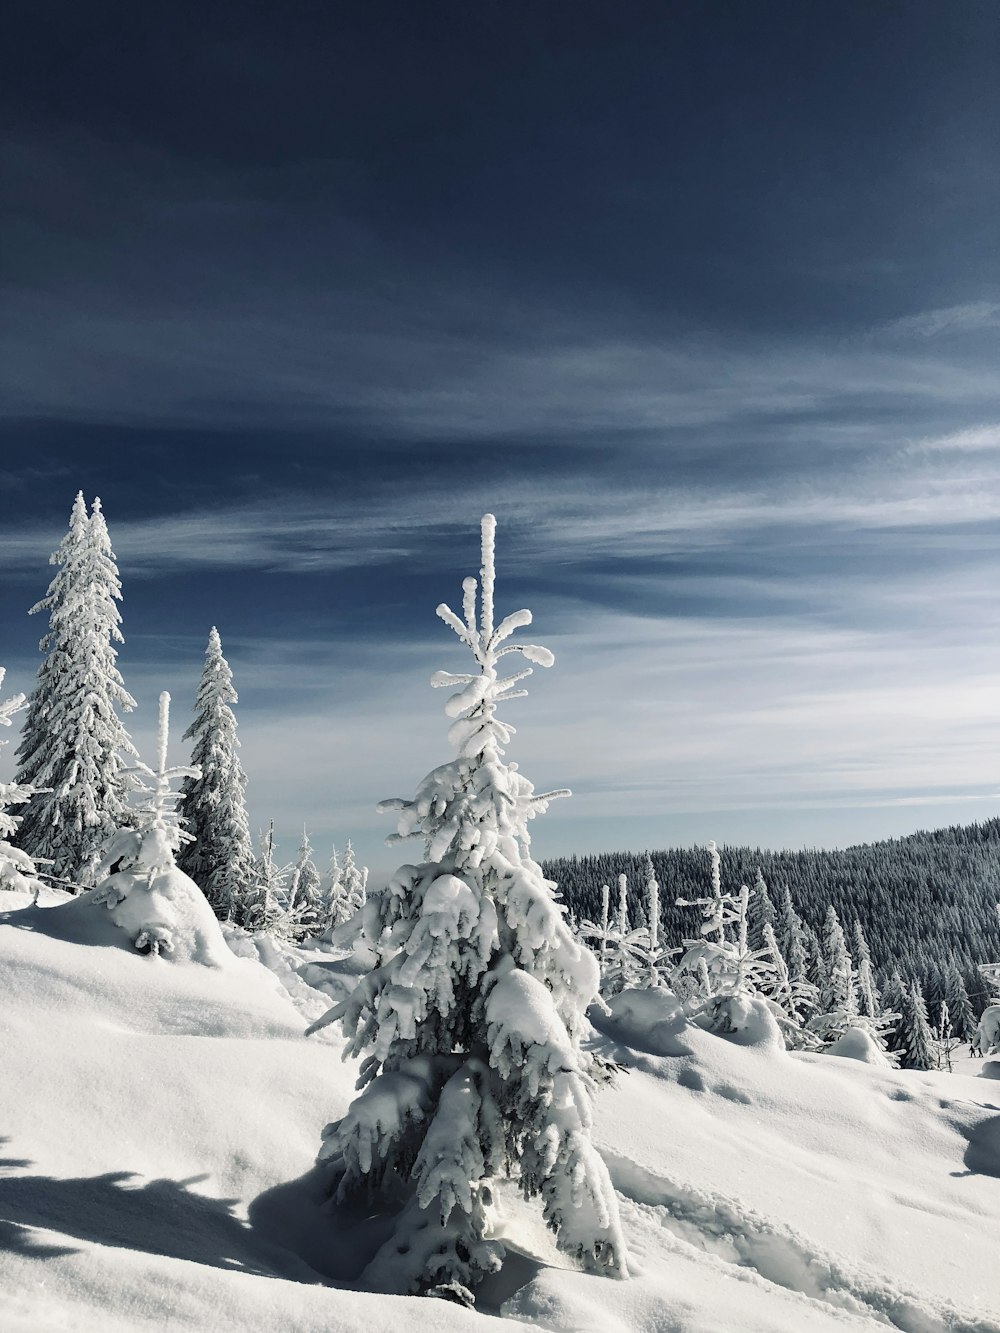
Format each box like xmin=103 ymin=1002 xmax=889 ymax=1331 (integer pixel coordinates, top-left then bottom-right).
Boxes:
xmin=913 ymin=423 xmax=1000 ymax=453
xmin=879 ymin=301 xmax=1000 ymax=340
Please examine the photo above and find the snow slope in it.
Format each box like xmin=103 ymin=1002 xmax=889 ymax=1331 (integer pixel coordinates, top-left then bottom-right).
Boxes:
xmin=2 ymin=892 xmax=998 ymax=1332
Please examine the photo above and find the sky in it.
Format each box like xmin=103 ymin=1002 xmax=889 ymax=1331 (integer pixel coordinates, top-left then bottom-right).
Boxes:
xmin=2 ymin=1 xmax=1000 ymax=883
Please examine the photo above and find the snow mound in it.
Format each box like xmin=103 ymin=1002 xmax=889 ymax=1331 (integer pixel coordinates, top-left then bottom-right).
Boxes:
xmin=599 ymin=986 xmax=693 ymax=1056
xmin=825 ymin=1025 xmax=891 ymax=1066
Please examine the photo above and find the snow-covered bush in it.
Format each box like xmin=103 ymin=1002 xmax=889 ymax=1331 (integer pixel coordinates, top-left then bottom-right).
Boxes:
xmin=15 ymin=494 xmax=136 ymax=886
xmin=308 ymin=514 xmax=627 ymax=1303
xmin=89 ymin=693 xmax=229 ymax=966
xmin=176 ymin=627 xmax=253 ymax=919
xmin=673 ymin=843 xmax=782 ymax=1033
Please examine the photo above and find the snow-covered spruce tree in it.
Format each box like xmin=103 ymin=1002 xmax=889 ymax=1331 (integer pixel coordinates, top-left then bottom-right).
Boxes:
xmin=308 ymin=514 xmax=627 ymax=1302
xmin=897 ymin=980 xmax=935 ymax=1071
xmin=0 ymin=669 xmax=47 ymax=896
xmin=341 ymin=838 xmax=368 ymax=914
xmin=852 ymin=919 xmax=880 ymax=1019
xmin=578 ymin=882 xmax=612 ymax=984
xmin=807 ymin=905 xmax=859 ymax=1043
xmin=236 ymin=822 xmax=288 ymax=934
xmin=285 ymin=828 xmax=325 ymax=941
xmin=943 ymin=963 xmax=976 ymax=1041
xmin=774 ymin=883 xmax=810 ymax=987
xmin=176 ymin=627 xmax=253 ymax=919
xmin=15 ymin=494 xmax=137 ymax=885
xmin=600 ymin=872 xmax=654 ymax=997
xmin=748 ymin=869 xmax=776 ymax=952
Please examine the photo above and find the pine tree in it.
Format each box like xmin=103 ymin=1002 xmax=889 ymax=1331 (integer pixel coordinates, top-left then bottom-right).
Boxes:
xmin=880 ymin=969 xmax=909 ymax=1055
xmin=0 ymin=669 xmax=45 ymax=895
xmin=748 ymin=869 xmax=776 ymax=952
xmin=818 ymin=905 xmax=858 ymax=1018
xmin=898 ymin=981 xmax=935 ymax=1071
xmin=236 ymin=822 xmax=287 ymax=934
xmin=308 ymin=514 xmax=627 ymax=1302
xmin=775 ymin=883 xmax=809 ymax=984
xmin=15 ymin=494 xmax=137 ymax=885
xmin=176 ymin=627 xmax=253 ymax=918
xmin=286 ymin=828 xmax=325 ymax=940
xmin=341 ymin=839 xmax=367 ymax=915
xmin=944 ymin=963 xmax=976 ymax=1041
xmin=852 ymin=920 xmax=880 ymax=1019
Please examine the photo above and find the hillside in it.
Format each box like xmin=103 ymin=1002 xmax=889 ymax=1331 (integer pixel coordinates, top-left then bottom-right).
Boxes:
xmin=545 ymin=818 xmax=1000 ymax=1013
xmin=2 ymin=885 xmax=1000 ymax=1332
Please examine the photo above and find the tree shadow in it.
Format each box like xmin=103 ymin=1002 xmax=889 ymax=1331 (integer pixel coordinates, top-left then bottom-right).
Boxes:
xmin=952 ymin=1115 xmax=1000 ymax=1179
xmin=0 ymin=1143 xmax=322 ymax=1282
xmin=248 ymin=1162 xmax=398 ymax=1285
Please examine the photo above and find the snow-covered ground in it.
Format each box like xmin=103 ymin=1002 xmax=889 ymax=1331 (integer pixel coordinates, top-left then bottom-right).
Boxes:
xmin=1 ymin=888 xmax=998 ymax=1333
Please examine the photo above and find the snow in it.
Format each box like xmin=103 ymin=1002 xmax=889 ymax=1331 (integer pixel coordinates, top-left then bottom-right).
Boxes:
xmin=3 ymin=890 xmax=1000 ymax=1331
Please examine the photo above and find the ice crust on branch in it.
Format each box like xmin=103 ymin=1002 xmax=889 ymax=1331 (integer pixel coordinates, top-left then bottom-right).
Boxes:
xmin=310 ymin=514 xmax=627 ymax=1302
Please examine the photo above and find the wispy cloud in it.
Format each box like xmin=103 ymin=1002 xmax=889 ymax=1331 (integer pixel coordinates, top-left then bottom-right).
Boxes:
xmin=880 ymin=300 xmax=1000 ymax=340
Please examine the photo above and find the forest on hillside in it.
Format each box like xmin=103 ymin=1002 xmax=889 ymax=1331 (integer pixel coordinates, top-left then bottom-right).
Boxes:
xmin=547 ymin=819 xmax=1000 ymax=1019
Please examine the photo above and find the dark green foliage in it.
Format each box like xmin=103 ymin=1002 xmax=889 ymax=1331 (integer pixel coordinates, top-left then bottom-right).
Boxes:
xmin=544 ymin=818 xmax=1000 ymax=1019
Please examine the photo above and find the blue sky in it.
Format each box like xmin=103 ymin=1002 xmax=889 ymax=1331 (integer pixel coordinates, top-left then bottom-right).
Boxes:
xmin=2 ymin=2 xmax=1000 ymax=881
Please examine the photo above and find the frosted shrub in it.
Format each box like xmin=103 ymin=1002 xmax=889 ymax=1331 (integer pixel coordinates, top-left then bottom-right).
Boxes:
xmin=308 ymin=515 xmax=627 ymax=1304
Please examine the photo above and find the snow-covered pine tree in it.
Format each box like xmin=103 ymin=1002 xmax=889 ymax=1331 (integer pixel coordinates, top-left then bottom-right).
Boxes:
xmin=578 ymin=883 xmax=612 ymax=986
xmin=285 ymin=828 xmax=325 ymax=941
xmin=880 ymin=969 xmax=909 ymax=1055
xmin=898 ymin=980 xmax=935 ymax=1071
xmin=943 ymin=963 xmax=976 ymax=1041
xmin=307 ymin=514 xmax=627 ymax=1302
xmin=15 ymin=494 xmax=137 ymax=885
xmin=819 ymin=906 xmax=858 ymax=1017
xmin=176 ymin=627 xmax=253 ymax=919
xmin=341 ymin=839 xmax=367 ymax=915
xmin=761 ymin=922 xmax=818 ymax=1044
xmin=600 ymin=872 xmax=652 ymax=996
xmin=808 ymin=906 xmax=861 ymax=1045
xmin=803 ymin=922 xmax=827 ymax=993
xmin=852 ymin=919 xmax=880 ymax=1019
xmin=748 ymin=869 xmax=776 ymax=952
xmin=0 ymin=668 xmax=47 ymax=896
xmin=775 ymin=883 xmax=810 ymax=986
xmin=236 ymin=822 xmax=288 ymax=934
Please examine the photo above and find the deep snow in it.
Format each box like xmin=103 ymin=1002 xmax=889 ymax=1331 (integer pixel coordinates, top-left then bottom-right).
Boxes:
xmin=1 ymin=889 xmax=998 ymax=1332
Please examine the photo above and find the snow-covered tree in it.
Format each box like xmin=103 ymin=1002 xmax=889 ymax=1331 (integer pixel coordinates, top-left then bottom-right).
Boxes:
xmin=820 ymin=906 xmax=857 ymax=1015
xmin=89 ymin=692 xmax=229 ymax=965
xmin=852 ymin=920 xmax=880 ymax=1020
xmin=943 ymin=963 xmax=976 ymax=1041
xmin=748 ymin=869 xmax=776 ymax=952
xmin=308 ymin=514 xmax=627 ymax=1303
xmin=176 ymin=627 xmax=253 ymax=919
xmin=319 ymin=838 xmax=368 ymax=938
xmin=775 ymin=883 xmax=810 ymax=986
xmin=236 ymin=822 xmax=288 ymax=935
xmin=674 ymin=847 xmax=780 ymax=1030
xmin=0 ymin=668 xmax=46 ymax=896
xmin=285 ymin=828 xmax=325 ymax=940
xmin=897 ymin=981 xmax=935 ymax=1071
xmin=341 ymin=839 xmax=368 ymax=914
xmin=14 ymin=494 xmax=137 ymax=885
xmin=761 ymin=922 xmax=818 ymax=1045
